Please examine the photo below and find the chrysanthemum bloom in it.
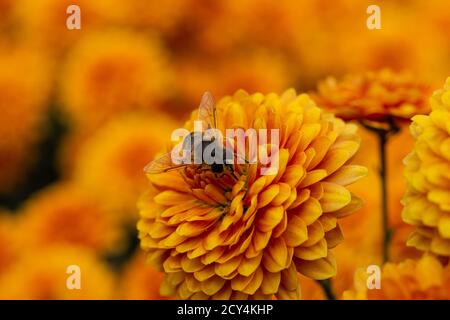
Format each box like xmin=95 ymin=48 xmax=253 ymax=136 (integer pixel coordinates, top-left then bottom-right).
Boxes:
xmin=175 ymin=50 xmax=293 ymax=110
xmin=60 ymin=30 xmax=174 ymax=130
xmin=402 ymin=78 xmax=450 ymax=258
xmin=74 ymin=113 xmax=177 ymax=218
xmin=343 ymin=254 xmax=450 ymax=300
xmin=0 ymin=212 xmax=19 ymax=274
xmin=0 ymin=0 xmax=14 ymax=31
xmin=14 ymin=0 xmax=125 ymax=55
xmin=0 ymin=245 xmax=116 ymax=299
xmin=312 ymin=69 xmax=431 ymax=122
xmin=330 ymin=128 xmax=420 ymax=296
xmin=17 ymin=183 xmax=122 ymax=254
xmin=138 ymin=90 xmax=366 ymax=299
xmin=122 ymin=0 xmax=188 ymax=34
xmin=120 ymin=252 xmax=167 ymax=300
xmin=314 ymin=69 xmax=431 ymax=263
xmin=0 ymin=45 xmax=51 ymax=194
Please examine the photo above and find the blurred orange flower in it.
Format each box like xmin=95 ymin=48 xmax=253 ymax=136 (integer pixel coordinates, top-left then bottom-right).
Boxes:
xmin=17 ymin=183 xmax=123 ymax=254
xmin=120 ymin=251 xmax=167 ymax=300
xmin=60 ymin=30 xmax=174 ymax=130
xmin=0 ymin=245 xmax=116 ymax=299
xmin=343 ymin=254 xmax=450 ymax=300
xmin=138 ymin=90 xmax=366 ymax=299
xmin=331 ymin=126 xmax=421 ymax=296
xmin=313 ymin=69 xmax=431 ymax=122
xmin=402 ymin=77 xmax=450 ymax=258
xmin=0 ymin=45 xmax=51 ymax=194
xmin=13 ymin=0 xmax=125 ymax=55
xmin=73 ymin=113 xmax=178 ymax=218
xmin=175 ymin=50 xmax=293 ymax=110
xmin=0 ymin=211 xmax=19 ymax=274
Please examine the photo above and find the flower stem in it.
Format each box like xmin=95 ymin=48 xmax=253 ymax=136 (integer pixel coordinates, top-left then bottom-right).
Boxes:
xmin=317 ymin=279 xmax=336 ymax=300
xmin=360 ymin=118 xmax=399 ymax=264
xmin=377 ymin=130 xmax=392 ymax=263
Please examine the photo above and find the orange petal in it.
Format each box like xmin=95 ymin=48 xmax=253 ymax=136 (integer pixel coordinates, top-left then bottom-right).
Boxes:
xmin=242 ymin=267 xmax=264 ymax=295
xmin=281 ymin=165 xmax=305 ymax=188
xmin=294 ymin=238 xmax=327 ymax=260
xmin=332 ymin=194 xmax=363 ymax=218
xmin=283 ymin=215 xmax=308 ymax=247
xmin=258 ymin=184 xmax=280 ymax=208
xmin=201 ymin=275 xmax=226 ymax=296
xmin=295 ymin=251 xmax=337 ymax=280
xmin=215 ymin=255 xmax=243 ymax=277
xmin=154 ymin=190 xmax=193 ymax=206
xmin=238 ymin=253 xmax=263 ymax=276
xmin=317 ymin=148 xmax=352 ymax=175
xmin=319 ymin=182 xmax=351 ymax=212
xmin=326 ymin=165 xmax=368 ymax=186
xmin=256 ymin=205 xmax=285 ymax=232
xmin=294 ymin=197 xmax=322 ymax=225
xmin=298 ymin=169 xmax=328 ymax=188
xmin=261 ymin=270 xmax=281 ymax=295
xmin=325 ymin=225 xmax=344 ymax=248
xmin=181 ymin=255 xmax=205 ymax=273
xmin=302 ymin=220 xmax=325 ymax=246
xmin=204 ymin=184 xmax=228 ymax=205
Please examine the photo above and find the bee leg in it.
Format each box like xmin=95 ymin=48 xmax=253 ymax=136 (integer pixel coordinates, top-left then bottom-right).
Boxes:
xmin=226 ymin=165 xmax=238 ymax=180
xmin=179 ymin=169 xmax=191 ymax=186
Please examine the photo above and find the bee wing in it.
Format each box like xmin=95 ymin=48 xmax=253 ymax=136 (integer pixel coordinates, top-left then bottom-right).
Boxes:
xmin=144 ymin=152 xmax=189 ymax=174
xmin=197 ymin=91 xmax=217 ymax=129
xmin=224 ymin=129 xmax=250 ymax=164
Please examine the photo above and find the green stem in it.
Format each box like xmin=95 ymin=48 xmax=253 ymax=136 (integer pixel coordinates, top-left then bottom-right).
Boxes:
xmin=317 ymin=279 xmax=336 ymax=300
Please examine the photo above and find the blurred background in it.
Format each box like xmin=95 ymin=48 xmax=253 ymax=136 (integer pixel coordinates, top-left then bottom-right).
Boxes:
xmin=0 ymin=0 xmax=449 ymax=299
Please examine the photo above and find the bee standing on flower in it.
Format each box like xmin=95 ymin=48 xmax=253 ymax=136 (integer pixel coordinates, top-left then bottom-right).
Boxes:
xmin=138 ymin=89 xmax=367 ymax=300
xmin=144 ymin=92 xmax=240 ymax=178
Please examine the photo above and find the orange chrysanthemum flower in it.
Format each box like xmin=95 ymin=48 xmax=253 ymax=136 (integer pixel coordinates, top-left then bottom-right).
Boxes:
xmin=0 ymin=245 xmax=116 ymax=299
xmin=312 ymin=69 xmax=431 ymax=122
xmin=60 ymin=30 xmax=174 ymax=130
xmin=119 ymin=252 xmax=167 ymax=300
xmin=175 ymin=50 xmax=293 ymax=110
xmin=0 ymin=212 xmax=19 ymax=274
xmin=14 ymin=0 xmax=126 ymax=55
xmin=17 ymin=183 xmax=122 ymax=254
xmin=402 ymin=77 xmax=450 ymax=257
xmin=138 ymin=90 xmax=366 ymax=299
xmin=73 ymin=113 xmax=177 ymax=218
xmin=343 ymin=254 xmax=450 ymax=300
xmin=0 ymin=45 xmax=51 ymax=194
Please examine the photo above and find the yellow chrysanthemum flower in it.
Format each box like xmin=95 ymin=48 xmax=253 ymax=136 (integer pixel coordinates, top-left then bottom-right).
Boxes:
xmin=17 ymin=183 xmax=122 ymax=254
xmin=402 ymin=77 xmax=450 ymax=257
xmin=0 ymin=245 xmax=116 ymax=299
xmin=313 ymin=69 xmax=431 ymax=121
xmin=119 ymin=252 xmax=167 ymax=300
xmin=343 ymin=254 xmax=450 ymax=300
xmin=0 ymin=45 xmax=51 ymax=194
xmin=60 ymin=30 xmax=174 ymax=129
xmin=73 ymin=113 xmax=177 ymax=217
xmin=138 ymin=90 xmax=366 ymax=299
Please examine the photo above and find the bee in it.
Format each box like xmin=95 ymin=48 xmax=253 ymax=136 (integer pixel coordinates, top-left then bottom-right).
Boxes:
xmin=144 ymin=92 xmax=236 ymax=176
